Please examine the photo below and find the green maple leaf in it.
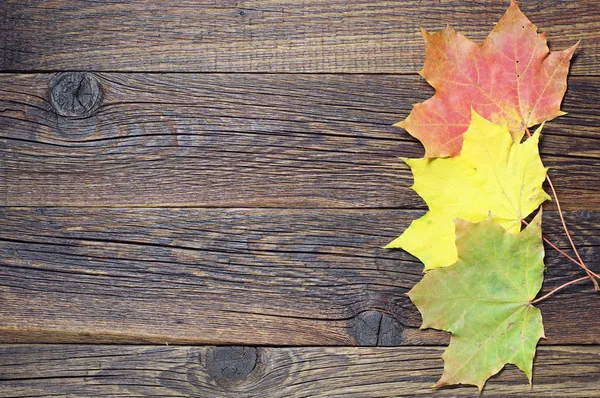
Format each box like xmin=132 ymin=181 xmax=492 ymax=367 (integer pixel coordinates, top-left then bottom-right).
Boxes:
xmin=386 ymin=110 xmax=550 ymax=270
xmin=408 ymin=210 xmax=546 ymax=390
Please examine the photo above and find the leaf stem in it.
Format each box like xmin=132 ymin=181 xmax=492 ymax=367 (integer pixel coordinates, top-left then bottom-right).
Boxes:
xmin=524 ymin=127 xmax=599 ymax=290
xmin=521 ymin=220 xmax=600 ymax=280
xmin=544 ymin=173 xmax=599 ymax=290
xmin=531 ymin=276 xmax=591 ymax=304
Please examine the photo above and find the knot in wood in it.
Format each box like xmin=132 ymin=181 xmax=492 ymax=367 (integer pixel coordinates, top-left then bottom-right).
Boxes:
xmin=205 ymin=346 xmax=258 ymax=386
xmin=352 ymin=310 xmax=404 ymax=346
xmin=49 ymin=72 xmax=101 ymax=117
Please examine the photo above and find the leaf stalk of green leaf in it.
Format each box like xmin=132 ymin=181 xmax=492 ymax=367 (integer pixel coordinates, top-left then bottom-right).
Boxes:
xmin=531 ymin=276 xmax=593 ymax=304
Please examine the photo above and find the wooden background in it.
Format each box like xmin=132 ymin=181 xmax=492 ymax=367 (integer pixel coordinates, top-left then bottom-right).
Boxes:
xmin=1 ymin=1 xmax=599 ymax=396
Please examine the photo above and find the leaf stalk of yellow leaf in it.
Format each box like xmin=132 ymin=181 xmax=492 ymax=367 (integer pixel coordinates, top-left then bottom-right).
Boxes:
xmin=545 ymin=173 xmax=600 ymax=290
xmin=524 ymin=127 xmax=600 ymax=291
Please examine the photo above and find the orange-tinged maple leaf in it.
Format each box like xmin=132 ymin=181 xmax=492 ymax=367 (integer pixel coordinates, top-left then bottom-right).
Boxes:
xmin=398 ymin=0 xmax=578 ymax=158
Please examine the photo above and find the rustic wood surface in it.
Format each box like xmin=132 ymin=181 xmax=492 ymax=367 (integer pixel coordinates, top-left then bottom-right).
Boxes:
xmin=1 ymin=73 xmax=599 ymax=208
xmin=1 ymin=345 xmax=599 ymax=397
xmin=0 ymin=1 xmax=598 ymax=74
xmin=1 ymin=0 xmax=599 ymax=396
xmin=1 ymin=208 xmax=599 ymax=346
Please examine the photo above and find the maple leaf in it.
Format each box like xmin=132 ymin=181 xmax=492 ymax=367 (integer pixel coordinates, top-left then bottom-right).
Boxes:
xmin=398 ymin=0 xmax=578 ymax=158
xmin=386 ymin=110 xmax=550 ymax=270
xmin=408 ymin=210 xmax=546 ymax=390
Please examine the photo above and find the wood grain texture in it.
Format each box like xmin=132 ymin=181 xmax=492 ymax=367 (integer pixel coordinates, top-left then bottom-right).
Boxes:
xmin=1 ymin=208 xmax=598 ymax=345
xmin=2 ymin=1 xmax=598 ymax=395
xmin=1 ymin=345 xmax=599 ymax=397
xmin=0 ymin=1 xmax=598 ymax=74
xmin=1 ymin=73 xmax=599 ymax=208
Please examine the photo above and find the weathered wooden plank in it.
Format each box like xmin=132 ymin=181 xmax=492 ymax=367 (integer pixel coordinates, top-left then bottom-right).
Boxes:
xmin=1 ymin=208 xmax=598 ymax=345
xmin=1 ymin=345 xmax=599 ymax=397
xmin=0 ymin=1 xmax=597 ymax=74
xmin=1 ymin=73 xmax=599 ymax=208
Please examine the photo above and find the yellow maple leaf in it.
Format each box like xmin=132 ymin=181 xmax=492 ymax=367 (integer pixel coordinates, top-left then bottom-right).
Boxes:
xmin=386 ymin=110 xmax=550 ymax=270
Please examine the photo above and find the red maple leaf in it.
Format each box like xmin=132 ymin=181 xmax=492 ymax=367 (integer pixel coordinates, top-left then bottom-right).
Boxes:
xmin=399 ymin=0 xmax=577 ymax=158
